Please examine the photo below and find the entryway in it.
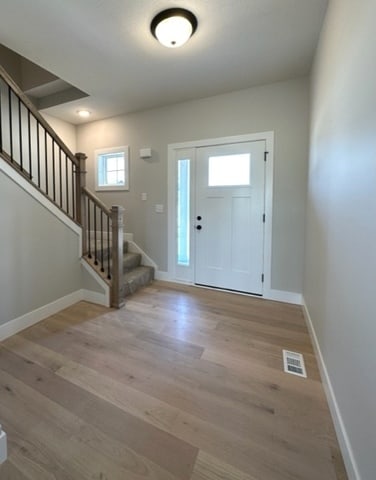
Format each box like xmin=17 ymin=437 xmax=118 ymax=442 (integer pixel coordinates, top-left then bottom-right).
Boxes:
xmin=168 ymin=132 xmax=274 ymax=296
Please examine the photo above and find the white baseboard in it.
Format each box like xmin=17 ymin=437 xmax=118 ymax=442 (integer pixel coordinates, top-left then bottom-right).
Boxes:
xmin=302 ymin=298 xmax=360 ymax=480
xmin=0 ymin=286 xmax=112 ymax=342
xmin=155 ymin=273 xmax=302 ymax=305
xmin=81 ymin=289 xmax=109 ymax=307
xmin=264 ymin=288 xmax=302 ymax=305
xmin=155 ymin=270 xmax=171 ymax=281
xmin=80 ymin=259 xmax=110 ymax=307
xmin=0 ymin=290 xmax=82 ymax=342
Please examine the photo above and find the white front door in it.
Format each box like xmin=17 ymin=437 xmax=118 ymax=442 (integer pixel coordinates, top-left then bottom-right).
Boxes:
xmin=194 ymin=141 xmax=265 ymax=294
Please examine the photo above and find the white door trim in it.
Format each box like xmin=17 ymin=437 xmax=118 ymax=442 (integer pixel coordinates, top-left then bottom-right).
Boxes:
xmin=167 ymin=131 xmax=274 ymax=298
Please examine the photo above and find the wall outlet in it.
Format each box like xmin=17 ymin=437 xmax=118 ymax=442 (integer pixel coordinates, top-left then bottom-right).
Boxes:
xmin=0 ymin=426 xmax=7 ymax=464
xmin=141 ymin=192 xmax=147 ymax=201
xmin=155 ymin=204 xmax=164 ymax=213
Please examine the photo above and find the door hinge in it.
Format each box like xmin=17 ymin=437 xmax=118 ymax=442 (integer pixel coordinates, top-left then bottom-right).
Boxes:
xmin=261 ymin=274 xmax=264 ymax=283
xmin=262 ymin=213 xmax=266 ymax=223
xmin=264 ymin=151 xmax=269 ymax=162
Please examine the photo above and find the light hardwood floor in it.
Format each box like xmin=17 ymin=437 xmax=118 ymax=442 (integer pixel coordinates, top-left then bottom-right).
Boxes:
xmin=0 ymin=281 xmax=348 ymax=480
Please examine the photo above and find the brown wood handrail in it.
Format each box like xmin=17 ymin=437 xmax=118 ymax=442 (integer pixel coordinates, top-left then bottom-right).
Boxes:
xmin=82 ymin=187 xmax=111 ymax=217
xmin=0 ymin=64 xmax=78 ymax=167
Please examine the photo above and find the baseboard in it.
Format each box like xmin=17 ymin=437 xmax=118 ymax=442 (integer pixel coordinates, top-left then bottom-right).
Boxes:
xmin=302 ymin=298 xmax=360 ymax=480
xmin=81 ymin=289 xmax=109 ymax=307
xmin=0 ymin=290 xmax=83 ymax=342
xmin=80 ymin=259 xmax=110 ymax=307
xmin=155 ymin=274 xmax=302 ymax=305
xmin=155 ymin=270 xmax=171 ymax=281
xmin=264 ymin=288 xmax=302 ymax=305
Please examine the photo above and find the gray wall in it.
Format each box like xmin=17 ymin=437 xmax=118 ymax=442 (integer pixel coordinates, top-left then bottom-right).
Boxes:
xmin=0 ymin=169 xmax=82 ymax=324
xmin=77 ymin=77 xmax=309 ymax=293
xmin=304 ymin=0 xmax=376 ymax=478
xmin=42 ymin=113 xmax=77 ymax=153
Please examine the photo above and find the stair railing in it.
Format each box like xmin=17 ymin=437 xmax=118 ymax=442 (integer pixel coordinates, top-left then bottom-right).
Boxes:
xmin=0 ymin=65 xmax=124 ymax=308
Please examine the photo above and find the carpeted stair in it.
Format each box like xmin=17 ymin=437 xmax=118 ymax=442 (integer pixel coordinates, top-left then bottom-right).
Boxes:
xmin=122 ymin=242 xmax=154 ymax=295
xmin=88 ymin=239 xmax=154 ymax=298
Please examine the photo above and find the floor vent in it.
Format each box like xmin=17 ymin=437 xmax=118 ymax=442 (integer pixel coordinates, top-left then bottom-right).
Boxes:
xmin=283 ymin=350 xmax=307 ymax=378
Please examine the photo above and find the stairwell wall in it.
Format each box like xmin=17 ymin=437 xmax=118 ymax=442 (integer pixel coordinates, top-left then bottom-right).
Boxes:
xmin=0 ymin=163 xmax=82 ymax=325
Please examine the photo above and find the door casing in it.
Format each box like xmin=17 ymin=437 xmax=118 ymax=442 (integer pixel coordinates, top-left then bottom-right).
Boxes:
xmin=167 ymin=132 xmax=274 ymax=297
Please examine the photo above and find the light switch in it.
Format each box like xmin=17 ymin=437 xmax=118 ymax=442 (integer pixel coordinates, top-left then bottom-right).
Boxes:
xmin=141 ymin=192 xmax=147 ymax=201
xmin=155 ymin=204 xmax=164 ymax=213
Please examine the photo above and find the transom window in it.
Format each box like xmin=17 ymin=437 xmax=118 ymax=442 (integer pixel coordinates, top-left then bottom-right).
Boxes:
xmin=208 ymin=153 xmax=251 ymax=186
xmin=95 ymin=146 xmax=129 ymax=191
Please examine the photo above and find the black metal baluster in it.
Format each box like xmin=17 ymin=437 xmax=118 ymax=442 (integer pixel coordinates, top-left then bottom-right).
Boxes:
xmin=8 ymin=87 xmax=13 ymax=162
xmin=94 ymin=205 xmax=98 ymax=265
xmin=36 ymin=120 xmax=41 ymax=187
xmin=18 ymin=98 xmax=23 ymax=171
xmin=88 ymin=198 xmax=92 ymax=259
xmin=44 ymin=130 xmax=48 ymax=195
xmin=100 ymin=211 xmax=104 ymax=272
xmin=59 ymin=148 xmax=63 ymax=208
xmin=107 ymin=215 xmax=111 ymax=279
xmin=51 ymin=140 xmax=56 ymax=201
xmin=27 ymin=110 xmax=32 ymax=179
xmin=71 ymin=162 xmax=75 ymax=220
xmin=65 ymin=154 xmax=69 ymax=215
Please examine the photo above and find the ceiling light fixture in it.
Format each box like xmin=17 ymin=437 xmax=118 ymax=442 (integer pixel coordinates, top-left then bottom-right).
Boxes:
xmin=151 ymin=8 xmax=197 ymax=48
xmin=77 ymin=109 xmax=91 ymax=118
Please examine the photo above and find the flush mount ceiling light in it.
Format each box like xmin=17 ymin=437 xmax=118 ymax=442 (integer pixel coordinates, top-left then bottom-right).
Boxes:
xmin=77 ymin=109 xmax=91 ymax=118
xmin=151 ymin=8 xmax=198 ymax=48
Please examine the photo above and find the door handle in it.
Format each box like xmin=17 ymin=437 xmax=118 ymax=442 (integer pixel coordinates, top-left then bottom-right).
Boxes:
xmin=196 ymin=225 xmax=202 ymax=230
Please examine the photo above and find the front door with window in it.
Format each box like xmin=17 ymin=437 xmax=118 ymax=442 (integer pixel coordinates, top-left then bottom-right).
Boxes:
xmin=194 ymin=141 xmax=265 ymax=294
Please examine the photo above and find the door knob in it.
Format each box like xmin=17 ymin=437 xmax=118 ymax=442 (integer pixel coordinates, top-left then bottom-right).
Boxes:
xmin=196 ymin=225 xmax=202 ymax=230
xmin=196 ymin=215 xmax=202 ymax=221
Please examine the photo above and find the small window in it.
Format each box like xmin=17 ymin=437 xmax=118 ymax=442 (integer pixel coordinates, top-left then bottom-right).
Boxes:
xmin=177 ymin=159 xmax=190 ymax=266
xmin=95 ymin=146 xmax=129 ymax=191
xmin=208 ymin=153 xmax=250 ymax=186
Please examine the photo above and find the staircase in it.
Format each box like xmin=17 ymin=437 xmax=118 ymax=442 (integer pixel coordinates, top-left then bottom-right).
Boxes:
xmin=89 ymin=237 xmax=154 ymax=299
xmin=0 ymin=64 xmax=154 ymax=308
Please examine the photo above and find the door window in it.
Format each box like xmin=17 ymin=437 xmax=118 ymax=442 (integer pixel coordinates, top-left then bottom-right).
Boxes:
xmin=208 ymin=153 xmax=250 ymax=186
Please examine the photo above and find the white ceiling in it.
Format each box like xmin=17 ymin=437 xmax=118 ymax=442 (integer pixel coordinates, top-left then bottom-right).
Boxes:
xmin=0 ymin=0 xmax=328 ymax=124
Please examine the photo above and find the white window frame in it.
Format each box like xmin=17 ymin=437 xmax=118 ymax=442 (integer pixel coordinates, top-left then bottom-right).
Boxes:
xmin=95 ymin=146 xmax=129 ymax=191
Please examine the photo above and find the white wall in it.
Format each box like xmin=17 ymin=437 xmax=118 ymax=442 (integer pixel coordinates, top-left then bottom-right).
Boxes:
xmin=77 ymin=77 xmax=309 ymax=294
xmin=304 ymin=1 xmax=376 ymax=478
xmin=42 ymin=113 xmax=77 ymax=153
xmin=0 ymin=165 xmax=82 ymax=324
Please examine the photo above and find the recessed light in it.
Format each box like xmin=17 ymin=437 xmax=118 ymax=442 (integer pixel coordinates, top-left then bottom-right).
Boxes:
xmin=77 ymin=109 xmax=91 ymax=118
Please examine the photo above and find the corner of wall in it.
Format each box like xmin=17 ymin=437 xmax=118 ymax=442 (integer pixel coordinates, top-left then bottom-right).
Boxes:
xmin=302 ymin=297 xmax=361 ymax=480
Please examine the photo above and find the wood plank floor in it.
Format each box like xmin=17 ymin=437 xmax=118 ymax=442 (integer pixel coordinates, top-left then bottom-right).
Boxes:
xmin=0 ymin=281 xmax=348 ymax=480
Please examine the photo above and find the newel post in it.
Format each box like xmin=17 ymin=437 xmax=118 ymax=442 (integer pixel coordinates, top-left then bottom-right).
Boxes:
xmin=75 ymin=152 xmax=87 ymax=254
xmin=111 ymin=205 xmax=125 ymax=308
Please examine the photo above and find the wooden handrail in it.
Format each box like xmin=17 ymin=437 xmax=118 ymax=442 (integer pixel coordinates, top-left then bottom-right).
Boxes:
xmin=0 ymin=64 xmax=125 ymax=308
xmin=0 ymin=64 xmax=78 ymax=167
xmin=82 ymin=186 xmax=111 ymax=217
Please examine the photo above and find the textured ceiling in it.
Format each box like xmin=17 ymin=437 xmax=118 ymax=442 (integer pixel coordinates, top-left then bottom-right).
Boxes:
xmin=0 ymin=0 xmax=328 ymax=124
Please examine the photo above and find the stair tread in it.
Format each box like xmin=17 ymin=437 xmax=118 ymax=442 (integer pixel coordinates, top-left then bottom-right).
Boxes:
xmin=124 ymin=265 xmax=154 ymax=296
xmin=124 ymin=265 xmax=154 ymax=281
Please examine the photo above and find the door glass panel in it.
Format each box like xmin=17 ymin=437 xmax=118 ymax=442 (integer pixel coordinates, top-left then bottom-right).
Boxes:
xmin=208 ymin=153 xmax=250 ymax=186
xmin=177 ymin=159 xmax=190 ymax=265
